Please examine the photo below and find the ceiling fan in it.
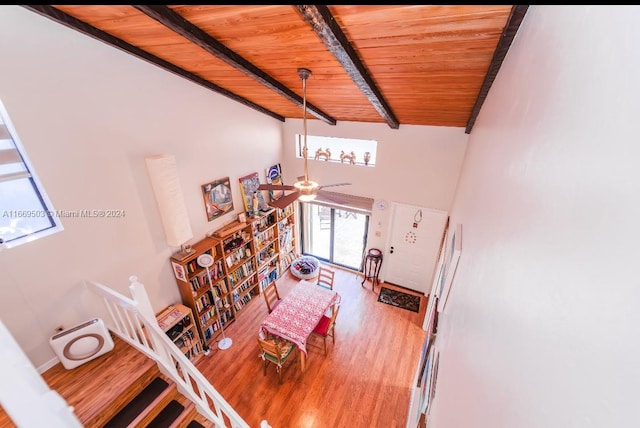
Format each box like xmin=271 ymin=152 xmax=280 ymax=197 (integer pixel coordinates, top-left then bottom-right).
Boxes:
xmin=258 ymin=68 xmax=350 ymax=210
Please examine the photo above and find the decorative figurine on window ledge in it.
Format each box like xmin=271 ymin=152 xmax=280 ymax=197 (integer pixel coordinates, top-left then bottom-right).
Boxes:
xmin=314 ymin=147 xmax=331 ymax=161
xmin=364 ymin=152 xmax=371 ymax=166
xmin=340 ymin=150 xmax=356 ymax=165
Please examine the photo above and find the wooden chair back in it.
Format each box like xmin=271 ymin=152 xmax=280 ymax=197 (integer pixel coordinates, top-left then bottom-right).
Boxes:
xmin=325 ymin=303 xmax=340 ymax=335
xmin=257 ymin=336 xmax=296 ymax=383
xmin=310 ymin=303 xmax=340 ymax=355
xmin=263 ymin=282 xmax=281 ymax=313
xmin=316 ymin=266 xmax=335 ymax=290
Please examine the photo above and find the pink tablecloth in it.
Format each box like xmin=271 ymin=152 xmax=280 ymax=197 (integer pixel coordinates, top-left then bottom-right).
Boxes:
xmin=260 ymin=279 xmax=341 ymax=356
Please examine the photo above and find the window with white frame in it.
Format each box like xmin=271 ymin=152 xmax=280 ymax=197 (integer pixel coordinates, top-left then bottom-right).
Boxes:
xmin=296 ymin=134 xmax=377 ymax=167
xmin=0 ymin=99 xmax=63 ymax=250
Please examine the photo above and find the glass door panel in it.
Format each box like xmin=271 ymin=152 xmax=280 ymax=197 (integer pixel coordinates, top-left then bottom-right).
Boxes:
xmin=333 ymin=209 xmax=367 ymax=269
xmin=302 ymin=203 xmax=368 ymax=271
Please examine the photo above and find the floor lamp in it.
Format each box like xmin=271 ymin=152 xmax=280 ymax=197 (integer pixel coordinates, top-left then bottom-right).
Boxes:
xmin=197 ymin=254 xmax=233 ymax=350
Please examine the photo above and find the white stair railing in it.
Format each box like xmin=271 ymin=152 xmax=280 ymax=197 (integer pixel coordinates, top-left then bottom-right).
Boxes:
xmin=0 ymin=320 xmax=83 ymax=428
xmin=85 ymin=275 xmax=251 ymax=428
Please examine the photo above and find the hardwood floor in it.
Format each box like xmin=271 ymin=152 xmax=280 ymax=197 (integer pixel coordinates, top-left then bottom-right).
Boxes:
xmin=197 ymin=267 xmax=428 ymax=428
xmin=1 ymin=267 xmax=427 ymax=428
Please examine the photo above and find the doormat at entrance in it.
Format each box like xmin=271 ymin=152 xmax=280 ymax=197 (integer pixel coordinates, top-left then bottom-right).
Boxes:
xmin=377 ymin=287 xmax=421 ymax=313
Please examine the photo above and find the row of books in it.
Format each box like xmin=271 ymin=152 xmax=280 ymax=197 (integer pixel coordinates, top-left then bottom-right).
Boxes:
xmin=279 ymin=224 xmax=293 ymax=250
xmin=280 ymin=250 xmax=297 ymax=272
xmin=255 ymin=227 xmax=276 ymax=248
xmin=189 ymin=260 xmax=224 ymax=292
xmin=231 ymin=278 xmax=256 ymax=302
xmin=194 ymin=290 xmax=214 ymax=314
xmin=228 ymin=261 xmax=255 ymax=287
xmin=277 ymin=204 xmax=294 ymax=220
xmin=233 ymin=292 xmax=254 ymax=312
xmin=259 ymin=266 xmax=279 ymax=292
xmin=184 ymin=249 xmax=214 ymax=274
xmin=202 ymin=308 xmax=234 ymax=341
xmin=199 ymin=306 xmax=217 ymax=327
xmin=225 ymin=245 xmax=251 ymax=268
xmin=210 ymin=280 xmax=229 ymax=298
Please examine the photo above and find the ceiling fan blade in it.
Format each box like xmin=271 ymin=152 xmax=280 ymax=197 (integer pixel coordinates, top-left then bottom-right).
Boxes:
xmin=268 ymin=191 xmax=300 ymax=210
xmin=318 ymin=182 xmax=351 ymax=189
xmin=316 ymin=189 xmax=357 ymax=205
xmin=258 ymin=184 xmax=296 ymax=191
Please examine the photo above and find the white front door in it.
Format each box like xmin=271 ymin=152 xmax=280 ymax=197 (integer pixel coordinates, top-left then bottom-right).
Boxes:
xmin=384 ymin=203 xmax=448 ymax=294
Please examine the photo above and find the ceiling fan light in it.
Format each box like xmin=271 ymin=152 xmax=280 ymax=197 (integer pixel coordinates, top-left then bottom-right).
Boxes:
xmin=294 ymin=179 xmax=319 ymax=202
xmin=298 ymin=193 xmax=317 ymax=202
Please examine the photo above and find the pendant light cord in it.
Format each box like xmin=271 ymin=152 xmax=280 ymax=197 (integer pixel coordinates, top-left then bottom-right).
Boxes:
xmin=301 ymin=69 xmax=309 ymax=183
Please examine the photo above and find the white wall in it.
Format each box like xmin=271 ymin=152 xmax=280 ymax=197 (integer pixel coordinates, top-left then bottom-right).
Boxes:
xmin=0 ymin=6 xmax=283 ymax=368
xmin=430 ymin=6 xmax=640 ymax=428
xmin=281 ymin=119 xmax=468 ymax=264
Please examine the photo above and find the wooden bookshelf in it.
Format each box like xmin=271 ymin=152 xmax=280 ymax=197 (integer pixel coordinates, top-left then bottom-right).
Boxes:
xmin=276 ymin=204 xmax=298 ymax=273
xmin=169 ymin=204 xmax=297 ymax=351
xmin=250 ymin=203 xmax=298 ymax=293
xmin=170 ymin=236 xmax=234 ymax=351
xmin=218 ymin=220 xmax=259 ymax=317
xmin=156 ymin=304 xmax=202 ymax=362
xmin=250 ymin=208 xmax=280 ymax=293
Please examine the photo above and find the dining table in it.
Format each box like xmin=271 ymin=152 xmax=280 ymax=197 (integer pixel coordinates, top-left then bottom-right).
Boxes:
xmin=260 ymin=279 xmax=341 ymax=372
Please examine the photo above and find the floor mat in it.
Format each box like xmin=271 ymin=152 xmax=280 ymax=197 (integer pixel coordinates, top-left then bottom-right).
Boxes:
xmin=377 ymin=287 xmax=421 ymax=313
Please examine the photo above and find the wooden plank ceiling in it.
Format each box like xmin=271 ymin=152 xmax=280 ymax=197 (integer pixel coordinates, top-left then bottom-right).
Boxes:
xmin=25 ymin=5 xmax=527 ymax=133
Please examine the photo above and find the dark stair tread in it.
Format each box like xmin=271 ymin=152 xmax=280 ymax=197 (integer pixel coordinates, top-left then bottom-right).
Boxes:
xmin=146 ymin=400 xmax=185 ymax=428
xmin=186 ymin=421 xmax=206 ymax=428
xmin=103 ymin=377 xmax=169 ymax=428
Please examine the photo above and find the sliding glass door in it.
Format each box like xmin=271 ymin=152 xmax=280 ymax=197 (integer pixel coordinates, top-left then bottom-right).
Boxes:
xmin=301 ymin=203 xmax=369 ymax=270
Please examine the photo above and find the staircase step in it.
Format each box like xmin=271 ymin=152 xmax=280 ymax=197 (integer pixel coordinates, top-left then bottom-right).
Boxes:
xmin=186 ymin=421 xmax=206 ymax=428
xmin=146 ymin=400 xmax=185 ymax=428
xmin=103 ymin=377 xmax=169 ymax=427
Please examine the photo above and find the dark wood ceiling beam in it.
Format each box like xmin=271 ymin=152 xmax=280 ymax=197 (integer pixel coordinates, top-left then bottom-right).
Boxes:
xmin=296 ymin=5 xmax=400 ymax=130
xmin=22 ymin=5 xmax=284 ymax=122
xmin=465 ymin=5 xmax=529 ymax=134
xmin=135 ymin=5 xmax=336 ymax=126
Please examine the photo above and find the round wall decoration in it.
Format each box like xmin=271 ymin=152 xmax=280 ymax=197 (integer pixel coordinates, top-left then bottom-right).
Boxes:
xmin=405 ymin=230 xmax=417 ymax=244
xmin=376 ymin=199 xmax=388 ymax=211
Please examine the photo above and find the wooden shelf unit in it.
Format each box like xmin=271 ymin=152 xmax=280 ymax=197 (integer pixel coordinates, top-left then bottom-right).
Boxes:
xmin=277 ymin=204 xmax=298 ymax=273
xmin=249 ymin=203 xmax=298 ymax=292
xmin=170 ymin=237 xmax=234 ymax=351
xmin=251 ymin=208 xmax=280 ymax=292
xmin=156 ymin=303 xmax=202 ymax=362
xmin=169 ymin=205 xmax=297 ymax=350
xmin=217 ymin=220 xmax=259 ymax=317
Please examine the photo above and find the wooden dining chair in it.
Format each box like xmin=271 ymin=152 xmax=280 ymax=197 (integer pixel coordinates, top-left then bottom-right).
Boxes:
xmin=257 ymin=336 xmax=297 ymax=384
xmin=263 ymin=282 xmax=282 ymax=314
xmin=316 ymin=266 xmax=335 ymax=290
xmin=310 ymin=303 xmax=340 ymax=355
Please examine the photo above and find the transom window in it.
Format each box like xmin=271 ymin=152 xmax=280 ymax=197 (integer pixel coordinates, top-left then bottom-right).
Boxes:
xmin=0 ymin=99 xmax=63 ymax=250
xmin=296 ymin=134 xmax=377 ymax=167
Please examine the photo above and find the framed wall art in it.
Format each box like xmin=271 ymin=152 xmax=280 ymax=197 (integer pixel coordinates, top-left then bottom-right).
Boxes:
xmin=201 ymin=177 xmax=234 ymax=222
xmin=239 ymin=171 xmax=268 ymax=216
xmin=418 ymin=340 xmax=436 ymax=414
xmin=171 ymin=261 xmax=186 ymax=281
xmin=426 ymin=350 xmax=440 ymax=417
xmin=437 ymin=223 xmax=462 ymax=312
xmin=265 ymin=163 xmax=285 ymax=202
